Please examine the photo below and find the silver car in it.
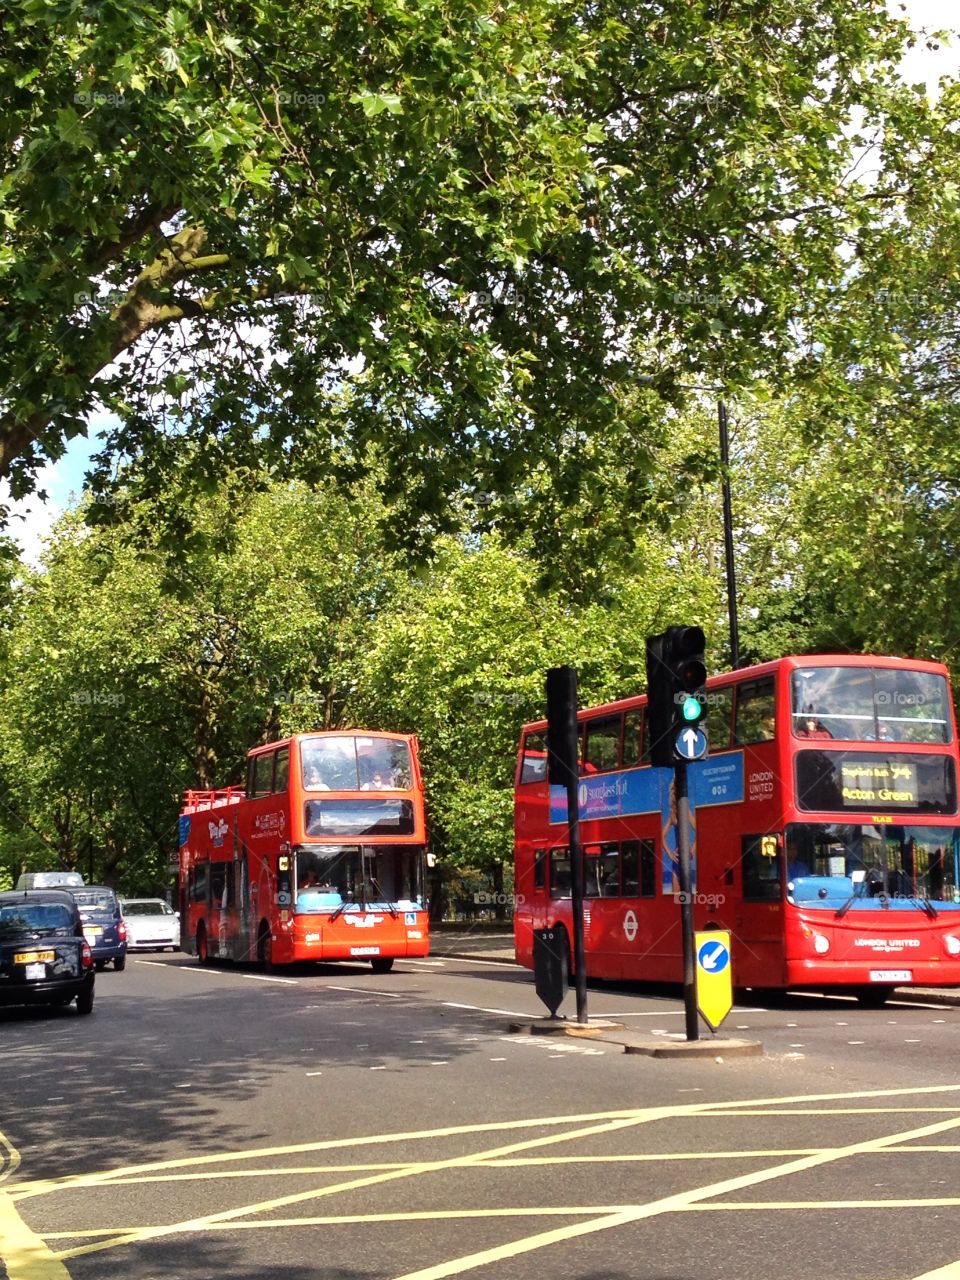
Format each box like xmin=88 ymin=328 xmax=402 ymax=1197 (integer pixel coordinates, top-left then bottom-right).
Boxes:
xmin=120 ymin=899 xmax=180 ymax=952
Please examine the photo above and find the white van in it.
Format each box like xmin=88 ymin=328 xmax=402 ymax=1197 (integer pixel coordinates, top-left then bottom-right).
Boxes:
xmin=15 ymin=871 xmax=85 ymax=890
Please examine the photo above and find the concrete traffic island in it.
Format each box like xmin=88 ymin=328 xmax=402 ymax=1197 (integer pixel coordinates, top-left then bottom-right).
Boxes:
xmin=611 ymin=1032 xmax=763 ymax=1058
xmin=507 ymin=1019 xmax=762 ymax=1057
xmin=508 ymin=1018 xmax=626 ymax=1038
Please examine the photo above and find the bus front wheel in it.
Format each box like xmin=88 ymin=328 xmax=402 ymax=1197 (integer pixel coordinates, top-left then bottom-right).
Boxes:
xmin=371 ymin=957 xmax=395 ymax=974
xmin=196 ymin=924 xmax=211 ymax=966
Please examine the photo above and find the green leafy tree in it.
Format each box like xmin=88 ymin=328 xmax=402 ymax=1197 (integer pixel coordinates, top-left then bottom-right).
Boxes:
xmin=0 ymin=476 xmax=398 ymax=890
xmin=0 ymin=0 xmax=946 ymax=553
xmin=351 ymin=534 xmax=716 ymax=912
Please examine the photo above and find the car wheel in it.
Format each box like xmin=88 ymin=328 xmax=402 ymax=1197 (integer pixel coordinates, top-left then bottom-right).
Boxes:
xmin=95 ymin=959 xmax=106 ymax=972
xmin=370 ymin=957 xmax=395 ymax=974
xmin=114 ymin=954 xmax=126 ymax=972
xmin=76 ymin=985 xmax=94 ymax=1015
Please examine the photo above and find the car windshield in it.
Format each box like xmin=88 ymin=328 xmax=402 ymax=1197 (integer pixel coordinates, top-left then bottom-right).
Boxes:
xmin=0 ymin=903 xmax=76 ymax=938
xmin=124 ymin=902 xmax=168 ymax=916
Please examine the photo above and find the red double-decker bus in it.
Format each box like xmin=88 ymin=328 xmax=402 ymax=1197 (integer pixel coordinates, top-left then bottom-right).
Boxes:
xmin=179 ymin=730 xmax=429 ymax=973
xmin=514 ymin=654 xmax=960 ymax=1004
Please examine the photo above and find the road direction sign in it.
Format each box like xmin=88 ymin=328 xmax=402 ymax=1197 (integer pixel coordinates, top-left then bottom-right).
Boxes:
xmin=694 ymin=930 xmax=733 ymax=1031
xmin=675 ymin=726 xmax=708 ymax=761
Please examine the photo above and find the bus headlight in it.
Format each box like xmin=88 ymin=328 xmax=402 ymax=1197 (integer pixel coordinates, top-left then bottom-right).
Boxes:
xmin=813 ymin=933 xmax=830 ymax=955
xmin=944 ymin=935 xmax=960 ymax=957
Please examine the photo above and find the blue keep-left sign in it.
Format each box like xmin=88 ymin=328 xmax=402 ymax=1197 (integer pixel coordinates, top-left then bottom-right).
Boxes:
xmin=697 ymin=938 xmax=730 ymax=974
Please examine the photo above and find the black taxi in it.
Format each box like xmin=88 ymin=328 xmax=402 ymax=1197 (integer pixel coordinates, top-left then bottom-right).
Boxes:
xmin=0 ymin=890 xmax=95 ymax=1014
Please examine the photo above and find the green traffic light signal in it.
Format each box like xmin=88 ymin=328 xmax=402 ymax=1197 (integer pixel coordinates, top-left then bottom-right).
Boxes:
xmin=681 ymin=694 xmax=702 ymax=723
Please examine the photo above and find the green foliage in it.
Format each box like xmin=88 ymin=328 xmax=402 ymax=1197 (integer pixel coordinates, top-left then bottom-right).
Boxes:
xmin=351 ymin=535 xmax=716 ymax=873
xmin=0 ymin=476 xmax=398 ymax=890
xmin=0 ymin=0 xmax=945 ymax=565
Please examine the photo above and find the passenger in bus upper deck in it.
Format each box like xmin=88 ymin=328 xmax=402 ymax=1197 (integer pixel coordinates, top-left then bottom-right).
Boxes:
xmin=796 ymin=717 xmax=832 ymax=739
xmin=306 ymin=767 xmax=331 ymax=790
xmin=865 ymin=722 xmax=895 ymax=742
xmin=362 ymin=771 xmax=391 ymax=790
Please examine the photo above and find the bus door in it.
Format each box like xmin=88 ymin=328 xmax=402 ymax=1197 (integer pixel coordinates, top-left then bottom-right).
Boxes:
xmin=735 ymin=834 xmax=786 ymax=986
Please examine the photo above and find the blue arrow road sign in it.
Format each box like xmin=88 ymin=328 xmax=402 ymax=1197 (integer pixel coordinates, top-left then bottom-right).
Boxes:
xmin=675 ymin=727 xmax=708 ymax=761
xmin=697 ymin=939 xmax=730 ymax=974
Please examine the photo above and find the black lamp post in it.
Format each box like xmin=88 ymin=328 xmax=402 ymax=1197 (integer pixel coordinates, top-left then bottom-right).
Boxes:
xmin=716 ymin=399 xmax=741 ymax=670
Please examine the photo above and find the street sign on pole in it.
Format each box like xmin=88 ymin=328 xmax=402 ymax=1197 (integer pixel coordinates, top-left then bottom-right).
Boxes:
xmin=695 ymin=930 xmax=733 ymax=1031
xmin=675 ymin=726 xmax=708 ymax=761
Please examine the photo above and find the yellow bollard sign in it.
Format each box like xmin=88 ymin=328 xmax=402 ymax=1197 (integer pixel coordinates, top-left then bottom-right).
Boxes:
xmin=694 ymin=930 xmax=733 ymax=1031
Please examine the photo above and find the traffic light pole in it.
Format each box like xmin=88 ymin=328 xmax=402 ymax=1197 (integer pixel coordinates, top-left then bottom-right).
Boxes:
xmin=565 ymin=769 xmax=589 ymax=1026
xmin=675 ymin=759 xmax=699 ymax=1041
xmin=545 ymin=666 xmax=588 ymax=1026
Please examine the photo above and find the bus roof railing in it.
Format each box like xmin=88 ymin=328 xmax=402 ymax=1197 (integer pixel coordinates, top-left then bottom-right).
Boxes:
xmin=182 ymin=787 xmax=244 ymax=811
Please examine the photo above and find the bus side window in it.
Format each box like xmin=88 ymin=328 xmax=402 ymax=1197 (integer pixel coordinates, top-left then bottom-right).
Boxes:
xmin=623 ymin=710 xmax=643 ymax=767
xmin=600 ymin=844 xmax=620 ymax=896
xmin=622 ymin=840 xmax=639 ymax=896
xmin=190 ymin=862 xmax=210 ymax=904
xmin=584 ymin=846 xmax=604 ymax=898
xmin=742 ymin=835 xmax=781 ymax=901
xmin=253 ymin=752 xmax=275 ymax=797
xmin=533 ymin=849 xmax=547 ymax=890
xmin=639 ymin=840 xmax=656 ymax=897
xmin=709 ymin=687 xmax=734 ymax=751
xmin=519 ymin=733 xmax=547 ymax=785
xmin=584 ymin=716 xmax=622 ymax=774
xmin=734 ymin=678 xmax=776 ymax=745
xmin=246 ymin=758 xmax=257 ymax=798
xmin=551 ymin=849 xmax=571 ymax=898
xmin=274 ymin=747 xmax=290 ymax=793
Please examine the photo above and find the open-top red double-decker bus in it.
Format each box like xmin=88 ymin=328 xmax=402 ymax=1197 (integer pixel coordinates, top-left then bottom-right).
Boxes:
xmin=179 ymin=730 xmax=428 ymax=973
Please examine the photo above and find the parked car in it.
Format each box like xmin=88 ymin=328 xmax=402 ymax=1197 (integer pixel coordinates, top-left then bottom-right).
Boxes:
xmin=0 ymin=890 xmax=95 ymax=1014
xmin=16 ymin=871 xmax=84 ymax=890
xmin=121 ymin=899 xmax=180 ymax=952
xmin=67 ymin=886 xmax=127 ymax=971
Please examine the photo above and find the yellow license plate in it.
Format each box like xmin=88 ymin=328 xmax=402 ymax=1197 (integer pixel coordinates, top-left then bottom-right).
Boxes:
xmin=14 ymin=950 xmax=54 ymax=964
xmin=83 ymin=927 xmax=102 ymax=939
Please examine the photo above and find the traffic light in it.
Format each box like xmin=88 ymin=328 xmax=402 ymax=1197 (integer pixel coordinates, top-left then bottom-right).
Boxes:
xmin=646 ymin=626 xmax=707 ymax=766
xmin=546 ymin=666 xmax=579 ymax=788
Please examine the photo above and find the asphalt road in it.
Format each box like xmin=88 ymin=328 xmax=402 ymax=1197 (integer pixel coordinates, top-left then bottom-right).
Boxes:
xmin=3 ymin=950 xmax=960 ymax=1280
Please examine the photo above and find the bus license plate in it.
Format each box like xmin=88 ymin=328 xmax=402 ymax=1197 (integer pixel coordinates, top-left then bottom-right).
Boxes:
xmin=14 ymin=950 xmax=54 ymax=965
xmin=869 ymin=970 xmax=911 ymax=983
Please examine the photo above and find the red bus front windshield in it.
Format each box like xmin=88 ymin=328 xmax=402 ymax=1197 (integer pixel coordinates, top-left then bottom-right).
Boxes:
xmin=791 ymin=665 xmax=952 ymax=744
xmin=300 ymin=735 xmax=413 ymax=791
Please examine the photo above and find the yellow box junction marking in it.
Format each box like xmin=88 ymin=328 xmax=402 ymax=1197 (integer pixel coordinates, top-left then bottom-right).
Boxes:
xmin=7 ymin=1085 xmax=960 ymax=1280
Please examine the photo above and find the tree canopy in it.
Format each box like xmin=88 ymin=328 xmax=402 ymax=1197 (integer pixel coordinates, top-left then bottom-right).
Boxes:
xmin=1 ymin=0 xmax=948 ymax=550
